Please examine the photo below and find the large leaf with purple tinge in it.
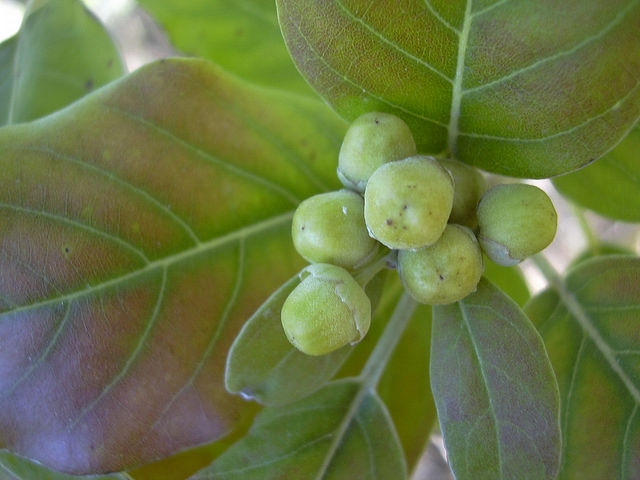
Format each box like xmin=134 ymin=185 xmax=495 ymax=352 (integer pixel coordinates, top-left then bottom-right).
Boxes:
xmin=0 ymin=58 xmax=345 ymax=475
xmin=431 ymin=278 xmax=561 ymax=480
xmin=525 ymin=256 xmax=640 ymax=479
xmin=276 ymin=0 xmax=640 ymax=178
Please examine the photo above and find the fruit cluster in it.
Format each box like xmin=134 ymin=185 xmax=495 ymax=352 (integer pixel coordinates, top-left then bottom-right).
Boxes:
xmin=281 ymin=112 xmax=557 ymax=356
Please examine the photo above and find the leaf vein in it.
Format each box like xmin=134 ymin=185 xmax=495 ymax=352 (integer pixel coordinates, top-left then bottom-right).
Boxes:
xmin=0 ymin=202 xmax=150 ymax=264
xmin=463 ymin=0 xmax=639 ymax=95
xmin=14 ymin=145 xmax=201 ymax=245
xmin=143 ymin=239 xmax=246 ymax=437
xmin=458 ymin=300 xmax=504 ymax=479
xmin=458 ymin=79 xmax=640 ymax=142
xmin=104 ymin=105 xmax=302 ymax=206
xmin=334 ymin=0 xmax=453 ymax=82
xmin=66 ymin=266 xmax=168 ymax=432
xmin=422 ymin=0 xmax=460 ymax=34
xmin=288 ymin=14 xmax=449 ymax=128
xmin=0 ymin=212 xmax=293 ymax=318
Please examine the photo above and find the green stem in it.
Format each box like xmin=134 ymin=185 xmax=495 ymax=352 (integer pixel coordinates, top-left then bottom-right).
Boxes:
xmin=313 ymin=291 xmax=417 ymax=480
xmin=354 ymin=250 xmax=396 ymax=287
xmin=571 ymin=204 xmax=600 ymax=254
xmin=530 ymin=253 xmax=562 ymax=288
xmin=358 ymin=291 xmax=417 ymax=388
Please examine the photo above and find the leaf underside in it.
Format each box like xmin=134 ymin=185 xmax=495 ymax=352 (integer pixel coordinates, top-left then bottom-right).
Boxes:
xmin=0 ymin=58 xmax=345 ymax=474
xmin=431 ymin=278 xmax=561 ymax=480
xmin=525 ymin=256 xmax=640 ymax=480
xmin=276 ymin=0 xmax=640 ymax=178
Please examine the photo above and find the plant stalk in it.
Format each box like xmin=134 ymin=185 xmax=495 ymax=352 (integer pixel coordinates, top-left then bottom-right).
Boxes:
xmin=358 ymin=291 xmax=417 ymax=389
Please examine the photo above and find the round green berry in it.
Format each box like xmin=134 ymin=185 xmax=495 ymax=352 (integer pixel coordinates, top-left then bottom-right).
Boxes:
xmin=292 ymin=190 xmax=378 ymax=270
xmin=337 ymin=112 xmax=416 ymax=192
xmin=281 ymin=264 xmax=371 ymax=356
xmin=439 ymin=158 xmax=486 ymax=229
xmin=398 ymin=224 xmax=484 ymax=305
xmin=477 ymin=183 xmax=558 ymax=266
xmin=364 ymin=155 xmax=454 ymax=250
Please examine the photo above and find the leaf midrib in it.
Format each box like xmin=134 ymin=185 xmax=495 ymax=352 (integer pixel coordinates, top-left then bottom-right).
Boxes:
xmin=458 ymin=300 xmax=504 ymax=479
xmin=0 ymin=211 xmax=293 ymax=317
xmin=447 ymin=0 xmax=473 ymax=156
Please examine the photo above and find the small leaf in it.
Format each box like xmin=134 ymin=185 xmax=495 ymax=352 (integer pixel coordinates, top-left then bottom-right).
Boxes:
xmin=0 ymin=58 xmax=344 ymax=474
xmin=553 ymin=124 xmax=640 ymax=222
xmin=483 ymin=256 xmax=530 ymax=307
xmin=0 ymin=450 xmax=126 ymax=480
xmin=0 ymin=0 xmax=124 ymax=125
xmin=137 ymin=0 xmax=314 ymax=97
xmin=190 ymin=380 xmax=407 ymax=480
xmin=277 ymin=0 xmax=640 ymax=178
xmin=431 ymin=278 xmax=561 ymax=480
xmin=225 ymin=271 xmax=351 ymax=406
xmin=525 ymin=255 xmax=640 ymax=480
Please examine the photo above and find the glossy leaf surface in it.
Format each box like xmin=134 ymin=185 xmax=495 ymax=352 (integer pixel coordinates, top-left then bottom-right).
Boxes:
xmin=191 ymin=380 xmax=407 ymax=480
xmin=225 ymin=271 xmax=351 ymax=406
xmin=0 ymin=58 xmax=345 ymax=474
xmin=553 ymin=124 xmax=640 ymax=222
xmin=525 ymin=256 xmax=640 ymax=479
xmin=431 ymin=278 xmax=561 ymax=480
xmin=138 ymin=0 xmax=314 ymax=96
xmin=0 ymin=0 xmax=124 ymax=125
xmin=277 ymin=0 xmax=640 ymax=178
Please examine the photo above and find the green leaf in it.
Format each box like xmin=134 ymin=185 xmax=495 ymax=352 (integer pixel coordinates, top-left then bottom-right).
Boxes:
xmin=0 ymin=58 xmax=345 ymax=474
xmin=482 ymin=256 xmax=530 ymax=307
xmin=431 ymin=278 xmax=561 ymax=480
xmin=0 ymin=450 xmax=126 ymax=480
xmin=137 ymin=0 xmax=314 ymax=97
xmin=225 ymin=271 xmax=352 ymax=406
xmin=525 ymin=255 xmax=640 ymax=479
xmin=276 ymin=0 xmax=640 ymax=178
xmin=553 ymin=124 xmax=640 ymax=222
xmin=190 ymin=380 xmax=407 ymax=480
xmin=0 ymin=0 xmax=124 ymax=125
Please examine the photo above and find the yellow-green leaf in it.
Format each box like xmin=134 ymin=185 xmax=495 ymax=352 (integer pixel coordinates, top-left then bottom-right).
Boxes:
xmin=276 ymin=0 xmax=640 ymax=178
xmin=525 ymin=255 xmax=640 ymax=479
xmin=553 ymin=124 xmax=640 ymax=222
xmin=137 ymin=0 xmax=315 ymax=97
xmin=0 ymin=0 xmax=124 ymax=125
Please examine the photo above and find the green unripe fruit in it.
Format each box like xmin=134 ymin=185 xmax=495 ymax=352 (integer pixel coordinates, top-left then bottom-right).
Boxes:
xmin=281 ymin=264 xmax=371 ymax=356
xmin=477 ymin=183 xmax=558 ymax=266
xmin=364 ymin=155 xmax=454 ymax=250
xmin=292 ymin=190 xmax=378 ymax=269
xmin=438 ymin=158 xmax=487 ymax=229
xmin=398 ymin=224 xmax=484 ymax=305
xmin=337 ymin=112 xmax=417 ymax=192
